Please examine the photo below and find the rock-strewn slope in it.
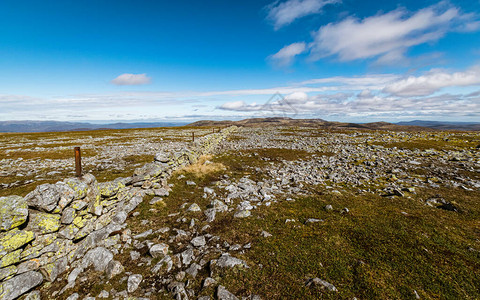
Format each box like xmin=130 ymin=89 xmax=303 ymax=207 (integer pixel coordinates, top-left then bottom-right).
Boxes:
xmin=0 ymin=127 xmax=236 ymax=300
xmin=1 ymin=125 xmax=479 ymax=299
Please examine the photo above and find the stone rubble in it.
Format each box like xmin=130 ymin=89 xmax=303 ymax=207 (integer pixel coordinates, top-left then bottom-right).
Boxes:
xmin=0 ymin=127 xmax=238 ymax=299
xmin=0 ymin=126 xmax=478 ymax=299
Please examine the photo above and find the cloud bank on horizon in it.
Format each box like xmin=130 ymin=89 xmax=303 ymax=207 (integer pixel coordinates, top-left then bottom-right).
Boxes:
xmin=0 ymin=0 xmax=479 ymax=123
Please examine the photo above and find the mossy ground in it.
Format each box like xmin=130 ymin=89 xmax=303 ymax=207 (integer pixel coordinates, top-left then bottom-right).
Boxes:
xmin=12 ymin=127 xmax=480 ymax=299
xmin=125 ymin=144 xmax=479 ymax=299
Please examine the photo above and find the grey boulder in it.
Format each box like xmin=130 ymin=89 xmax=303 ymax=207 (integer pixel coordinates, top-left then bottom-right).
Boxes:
xmin=0 ymin=271 xmax=43 ymax=300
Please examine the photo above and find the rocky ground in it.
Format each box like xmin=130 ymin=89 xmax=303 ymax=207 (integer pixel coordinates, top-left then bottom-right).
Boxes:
xmin=0 ymin=125 xmax=479 ymax=299
xmin=0 ymin=127 xmax=215 ymax=196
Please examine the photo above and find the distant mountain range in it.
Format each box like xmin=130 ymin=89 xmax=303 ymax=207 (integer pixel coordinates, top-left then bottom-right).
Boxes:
xmin=189 ymin=117 xmax=480 ymax=131
xmin=0 ymin=119 xmax=479 ymax=133
xmin=0 ymin=121 xmax=187 ymax=133
xmin=396 ymin=120 xmax=480 ymax=131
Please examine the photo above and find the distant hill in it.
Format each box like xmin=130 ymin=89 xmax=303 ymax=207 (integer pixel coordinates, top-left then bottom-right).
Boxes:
xmin=188 ymin=117 xmax=434 ymax=131
xmin=0 ymin=121 xmax=187 ymax=133
xmin=396 ymin=120 xmax=480 ymax=131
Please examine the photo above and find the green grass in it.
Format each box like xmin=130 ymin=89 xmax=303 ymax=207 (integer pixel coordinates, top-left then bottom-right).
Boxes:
xmin=208 ymin=187 xmax=480 ymax=299
xmin=22 ymin=127 xmax=480 ymax=299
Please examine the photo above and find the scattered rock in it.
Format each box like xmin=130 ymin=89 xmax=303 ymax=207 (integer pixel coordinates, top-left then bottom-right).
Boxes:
xmin=82 ymin=247 xmax=113 ymax=272
xmin=191 ymin=236 xmax=206 ymax=247
xmin=150 ymin=243 xmax=169 ymax=258
xmin=106 ymin=260 xmax=124 ymax=279
xmin=234 ymin=210 xmax=251 ymax=218
xmin=260 ymin=231 xmax=272 ymax=237
xmin=127 ymin=274 xmax=143 ymax=293
xmin=187 ymin=203 xmax=202 ymax=212
xmin=217 ymin=285 xmax=239 ymax=300
xmin=305 ymin=277 xmax=338 ymax=292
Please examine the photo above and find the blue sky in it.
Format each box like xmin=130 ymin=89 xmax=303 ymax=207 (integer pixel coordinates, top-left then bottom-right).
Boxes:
xmin=1 ymin=0 xmax=480 ymax=123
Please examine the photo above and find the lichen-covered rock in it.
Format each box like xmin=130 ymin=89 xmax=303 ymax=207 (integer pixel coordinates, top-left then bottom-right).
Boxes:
xmin=26 ymin=211 xmax=61 ymax=234
xmin=70 ymin=200 xmax=88 ymax=211
xmin=154 ymin=152 xmax=171 ymax=163
xmin=0 ymin=249 xmax=22 ymax=268
xmin=58 ymin=224 xmax=79 ymax=240
xmin=98 ymin=178 xmax=127 ymax=198
xmin=0 ymin=265 xmax=17 ymax=281
xmin=40 ymin=256 xmax=68 ymax=282
xmin=26 ymin=183 xmax=74 ymax=213
xmin=134 ymin=162 xmax=168 ymax=180
xmin=64 ymin=177 xmax=89 ymax=200
xmin=0 ymin=196 xmax=28 ymax=232
xmin=61 ymin=207 xmax=76 ymax=224
xmin=0 ymin=271 xmax=43 ymax=300
xmin=86 ymin=185 xmax=103 ymax=216
xmin=20 ymin=233 xmax=57 ymax=261
xmin=3 ymin=228 xmax=31 ymax=253
xmin=16 ymin=258 xmax=42 ymax=274
xmin=74 ymin=217 xmax=96 ymax=240
xmin=0 ymin=228 xmax=35 ymax=259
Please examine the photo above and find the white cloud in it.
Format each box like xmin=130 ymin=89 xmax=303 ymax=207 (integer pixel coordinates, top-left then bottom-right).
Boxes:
xmin=285 ymin=91 xmax=308 ymax=101
xmin=217 ymin=90 xmax=480 ymax=119
xmin=111 ymin=73 xmax=151 ymax=86
xmin=220 ymin=101 xmax=249 ymax=110
xmin=269 ymin=3 xmax=479 ymax=64
xmin=309 ymin=4 xmax=468 ymax=62
xmin=270 ymin=42 xmax=307 ymax=66
xmin=4 ymin=67 xmax=480 ymax=122
xmin=384 ymin=66 xmax=480 ymax=96
xmin=299 ymin=74 xmax=400 ymax=87
xmin=266 ymin=0 xmax=340 ymax=30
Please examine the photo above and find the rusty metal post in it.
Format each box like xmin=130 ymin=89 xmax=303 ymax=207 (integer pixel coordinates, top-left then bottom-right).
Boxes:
xmin=212 ymin=128 xmax=214 ymax=134
xmin=192 ymin=132 xmax=195 ymax=142
xmin=74 ymin=147 xmax=82 ymax=177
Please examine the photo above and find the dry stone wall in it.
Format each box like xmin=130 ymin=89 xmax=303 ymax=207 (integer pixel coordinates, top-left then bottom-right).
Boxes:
xmin=0 ymin=126 xmax=236 ymax=300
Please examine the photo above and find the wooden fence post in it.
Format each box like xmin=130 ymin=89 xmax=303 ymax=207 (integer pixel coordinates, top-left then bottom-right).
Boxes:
xmin=74 ymin=147 xmax=82 ymax=177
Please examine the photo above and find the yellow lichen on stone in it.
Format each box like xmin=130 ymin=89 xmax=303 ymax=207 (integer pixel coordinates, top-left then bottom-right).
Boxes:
xmin=0 ymin=229 xmax=35 ymax=257
xmin=27 ymin=212 xmax=61 ymax=234
xmin=0 ymin=265 xmax=17 ymax=281
xmin=0 ymin=249 xmax=22 ymax=268
xmin=73 ymin=216 xmax=87 ymax=228
xmin=0 ymin=195 xmax=29 ymax=231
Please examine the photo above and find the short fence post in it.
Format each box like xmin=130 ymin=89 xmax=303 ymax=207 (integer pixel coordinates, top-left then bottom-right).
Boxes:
xmin=192 ymin=132 xmax=195 ymax=142
xmin=74 ymin=147 xmax=82 ymax=177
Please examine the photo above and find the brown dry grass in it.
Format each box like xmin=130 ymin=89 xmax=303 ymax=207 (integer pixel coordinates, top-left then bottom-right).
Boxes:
xmin=178 ymin=155 xmax=226 ymax=177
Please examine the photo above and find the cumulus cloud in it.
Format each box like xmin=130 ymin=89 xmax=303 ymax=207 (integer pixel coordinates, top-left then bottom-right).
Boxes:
xmin=384 ymin=66 xmax=480 ymax=96
xmin=270 ymin=42 xmax=307 ymax=66
xmin=111 ymin=73 xmax=151 ymax=86
xmin=266 ymin=0 xmax=340 ymax=30
xmin=268 ymin=3 xmax=478 ymax=65
xmin=309 ymin=3 xmax=477 ymax=63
